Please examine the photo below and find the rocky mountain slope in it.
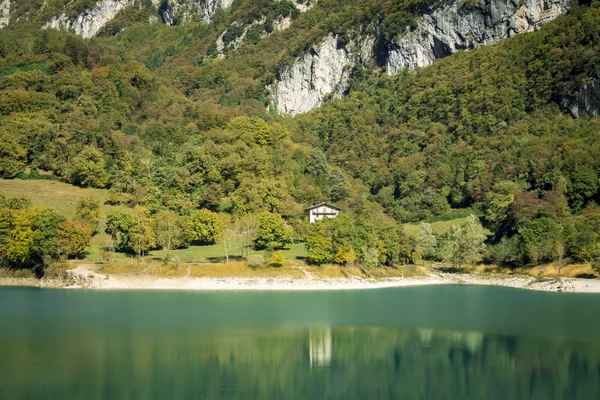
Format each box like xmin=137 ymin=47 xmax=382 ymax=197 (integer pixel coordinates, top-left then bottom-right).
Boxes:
xmin=272 ymin=0 xmax=571 ymax=115
xmin=0 ymin=0 xmax=583 ymax=115
xmin=42 ymin=0 xmax=235 ymax=38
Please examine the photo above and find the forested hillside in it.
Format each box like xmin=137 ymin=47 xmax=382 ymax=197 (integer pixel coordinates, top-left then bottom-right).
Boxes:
xmin=0 ymin=0 xmax=600 ymax=275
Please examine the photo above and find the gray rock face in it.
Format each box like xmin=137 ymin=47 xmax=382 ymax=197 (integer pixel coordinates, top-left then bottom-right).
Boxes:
xmin=387 ymin=0 xmax=570 ymax=74
xmin=44 ymin=0 xmax=145 ymax=38
xmin=566 ymin=80 xmax=600 ymax=118
xmin=271 ymin=35 xmax=354 ymax=116
xmin=0 ymin=0 xmax=10 ymax=30
xmin=160 ymin=0 xmax=234 ymax=25
xmin=43 ymin=0 xmax=232 ymax=38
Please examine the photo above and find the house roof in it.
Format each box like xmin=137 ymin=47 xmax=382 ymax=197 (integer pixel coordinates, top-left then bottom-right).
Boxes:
xmin=306 ymin=202 xmax=341 ymax=211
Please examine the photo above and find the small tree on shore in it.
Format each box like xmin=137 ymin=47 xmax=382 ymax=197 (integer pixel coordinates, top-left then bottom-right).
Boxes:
xmin=58 ymin=219 xmax=93 ymax=259
xmin=237 ymin=213 xmax=259 ymax=260
xmin=129 ymin=207 xmax=154 ymax=258
xmin=220 ymin=215 xmax=236 ymax=263
xmin=416 ymin=222 xmax=437 ymax=264
xmin=154 ymin=210 xmax=187 ymax=258
xmin=440 ymin=215 xmax=487 ymax=270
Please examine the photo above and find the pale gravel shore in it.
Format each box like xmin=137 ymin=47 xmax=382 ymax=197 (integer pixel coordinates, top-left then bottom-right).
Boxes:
xmin=2 ymin=265 xmax=600 ymax=293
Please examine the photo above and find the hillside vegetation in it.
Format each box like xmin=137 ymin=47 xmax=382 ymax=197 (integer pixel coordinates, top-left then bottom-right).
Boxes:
xmin=0 ymin=1 xmax=600 ymax=276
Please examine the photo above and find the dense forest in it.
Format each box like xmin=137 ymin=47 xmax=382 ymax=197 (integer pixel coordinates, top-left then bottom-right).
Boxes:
xmin=1 ymin=0 xmax=600 ymax=275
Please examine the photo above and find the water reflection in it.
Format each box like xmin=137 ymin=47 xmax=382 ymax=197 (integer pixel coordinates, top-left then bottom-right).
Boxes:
xmin=309 ymin=327 xmax=332 ymax=367
xmin=2 ymin=325 xmax=599 ymax=399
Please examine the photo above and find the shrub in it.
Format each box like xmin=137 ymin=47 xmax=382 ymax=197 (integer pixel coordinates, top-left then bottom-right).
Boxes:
xmin=247 ymin=255 xmax=266 ymax=268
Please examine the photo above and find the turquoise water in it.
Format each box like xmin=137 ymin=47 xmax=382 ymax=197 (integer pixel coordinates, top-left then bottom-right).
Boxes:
xmin=0 ymin=285 xmax=599 ymax=399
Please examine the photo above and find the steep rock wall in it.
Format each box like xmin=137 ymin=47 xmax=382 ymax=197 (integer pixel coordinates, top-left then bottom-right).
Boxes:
xmin=45 ymin=0 xmax=144 ymax=38
xmin=271 ymin=35 xmax=375 ymax=116
xmin=0 ymin=0 xmax=10 ymax=29
xmin=43 ymin=0 xmax=232 ymax=38
xmin=160 ymin=0 xmax=234 ymax=25
xmin=387 ymin=0 xmax=570 ymax=74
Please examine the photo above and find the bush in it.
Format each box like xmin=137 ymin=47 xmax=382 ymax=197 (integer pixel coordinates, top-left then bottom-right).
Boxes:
xmin=247 ymin=255 xmax=266 ymax=268
xmin=269 ymin=251 xmax=285 ymax=268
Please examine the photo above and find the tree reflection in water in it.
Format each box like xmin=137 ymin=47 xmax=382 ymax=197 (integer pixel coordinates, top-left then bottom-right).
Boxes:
xmin=2 ymin=325 xmax=599 ymax=399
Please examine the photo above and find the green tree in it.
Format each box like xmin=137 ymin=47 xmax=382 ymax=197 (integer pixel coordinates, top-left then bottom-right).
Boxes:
xmin=128 ymin=206 xmax=154 ymax=257
xmin=4 ymin=207 xmax=37 ymax=265
xmin=0 ymin=132 xmax=27 ymax=178
xmin=362 ymin=247 xmax=380 ymax=270
xmin=485 ymin=181 xmax=521 ymax=233
xmin=306 ymin=148 xmax=329 ymax=177
xmin=30 ymin=208 xmax=66 ymax=271
xmin=254 ymin=212 xmax=293 ymax=250
xmin=440 ymin=215 xmax=487 ymax=269
xmin=70 ymin=146 xmax=107 ymax=188
xmin=106 ymin=210 xmax=134 ymax=252
xmin=154 ymin=210 xmax=188 ymax=256
xmin=518 ymin=217 xmax=563 ymax=265
xmin=59 ymin=219 xmax=93 ymax=259
xmin=415 ymin=222 xmax=437 ymax=262
xmin=33 ymin=30 xmax=50 ymax=54
xmin=189 ymin=209 xmax=223 ymax=244
xmin=329 ymin=168 xmax=350 ymax=202
xmin=74 ymin=197 xmax=101 ymax=233
xmin=305 ymin=221 xmax=333 ymax=265
xmin=237 ymin=213 xmax=259 ymax=260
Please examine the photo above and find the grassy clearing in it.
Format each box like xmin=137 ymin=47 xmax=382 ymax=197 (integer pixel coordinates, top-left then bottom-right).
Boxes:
xmin=92 ymin=242 xmax=308 ymax=264
xmin=0 ymin=179 xmax=109 ymax=218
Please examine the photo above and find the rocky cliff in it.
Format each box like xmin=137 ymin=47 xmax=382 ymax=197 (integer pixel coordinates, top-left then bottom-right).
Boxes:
xmin=161 ymin=0 xmax=234 ymax=25
xmin=43 ymin=0 xmax=233 ymax=38
xmin=387 ymin=0 xmax=570 ymax=74
xmin=271 ymin=35 xmax=352 ymax=116
xmin=45 ymin=0 xmax=143 ymax=39
xmin=271 ymin=35 xmax=376 ymax=116
xmin=271 ymin=0 xmax=571 ymax=115
xmin=0 ymin=0 xmax=10 ymax=30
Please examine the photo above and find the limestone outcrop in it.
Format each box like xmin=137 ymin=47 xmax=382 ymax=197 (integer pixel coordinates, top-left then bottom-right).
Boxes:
xmin=44 ymin=0 xmax=141 ymax=38
xmin=271 ymin=35 xmax=372 ymax=116
xmin=387 ymin=0 xmax=571 ymax=74
xmin=0 ymin=0 xmax=11 ymax=30
xmin=160 ymin=0 xmax=234 ymax=25
xmin=42 ymin=0 xmax=233 ymax=38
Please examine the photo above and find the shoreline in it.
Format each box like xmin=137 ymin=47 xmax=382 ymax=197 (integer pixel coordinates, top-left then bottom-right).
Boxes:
xmin=1 ymin=266 xmax=600 ymax=293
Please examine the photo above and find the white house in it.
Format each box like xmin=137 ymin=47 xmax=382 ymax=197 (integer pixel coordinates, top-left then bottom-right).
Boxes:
xmin=306 ymin=202 xmax=341 ymax=224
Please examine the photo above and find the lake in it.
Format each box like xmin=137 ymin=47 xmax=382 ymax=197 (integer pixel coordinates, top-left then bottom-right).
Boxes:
xmin=0 ymin=285 xmax=599 ymax=399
